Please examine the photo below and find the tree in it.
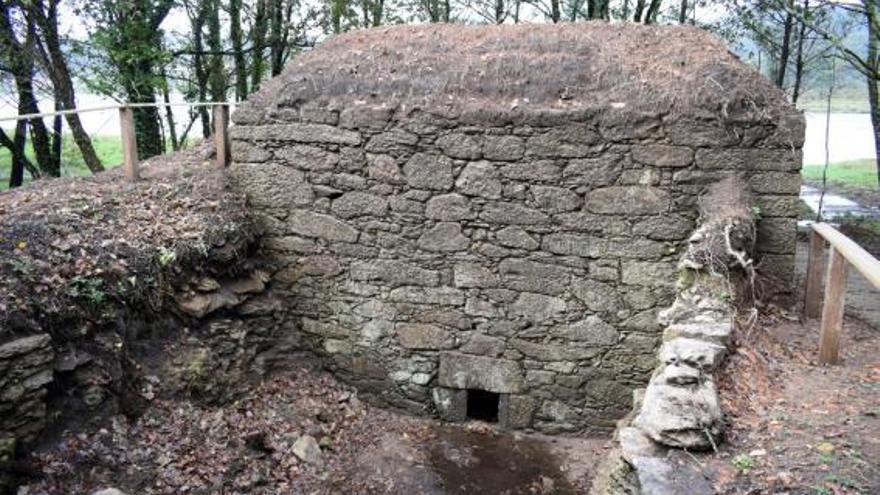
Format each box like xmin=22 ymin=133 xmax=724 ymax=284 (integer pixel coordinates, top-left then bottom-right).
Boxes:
xmin=79 ymin=0 xmax=175 ymax=159
xmin=0 ymin=0 xmax=59 ymax=178
xmin=27 ymin=0 xmax=104 ymax=173
xmin=765 ymin=0 xmax=880 ymax=184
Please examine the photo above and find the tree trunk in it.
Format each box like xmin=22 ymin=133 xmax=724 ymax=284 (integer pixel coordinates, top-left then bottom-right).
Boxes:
xmin=229 ymin=0 xmax=247 ymax=100
xmin=550 ymin=0 xmax=560 ymax=22
xmin=776 ymin=8 xmax=794 ymax=89
xmin=645 ymin=0 xmax=662 ymax=23
xmin=161 ymin=69 xmax=179 ymax=150
xmin=190 ymin=2 xmax=211 ymax=138
xmin=29 ymin=0 xmax=104 ymax=173
xmin=633 ymin=0 xmax=646 ymax=21
xmin=0 ymin=122 xmax=29 ymax=188
xmin=207 ymin=0 xmax=225 ymax=103
xmin=51 ymin=97 xmax=62 ymax=169
xmin=678 ymin=0 xmax=687 ymax=23
xmin=494 ymin=0 xmax=505 ymax=23
xmin=867 ymin=0 xmax=880 ymax=185
xmin=270 ymin=0 xmax=284 ymax=76
xmin=252 ymin=0 xmax=268 ymax=89
xmin=791 ymin=0 xmax=808 ymax=103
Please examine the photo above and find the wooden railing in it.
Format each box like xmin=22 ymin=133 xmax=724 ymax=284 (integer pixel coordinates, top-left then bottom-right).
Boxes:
xmin=804 ymin=222 xmax=880 ymax=364
xmin=0 ymin=102 xmax=231 ymax=181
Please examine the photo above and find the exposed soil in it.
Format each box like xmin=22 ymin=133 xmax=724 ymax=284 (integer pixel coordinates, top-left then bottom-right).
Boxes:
xmin=17 ymin=359 xmax=609 ymax=495
xmin=0 ymin=142 xmax=254 ymax=344
xmin=714 ymin=311 xmax=880 ymax=494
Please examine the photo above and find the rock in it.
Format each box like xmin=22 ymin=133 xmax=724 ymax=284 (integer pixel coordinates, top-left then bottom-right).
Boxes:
xmin=629 ymin=453 xmax=715 ymax=495
xmin=453 ymin=263 xmax=498 ymax=288
xmin=499 ymin=259 xmax=570 ymax=295
xmin=292 ymin=435 xmax=323 ymax=464
xmin=456 ymin=161 xmax=502 ymax=199
xmin=585 ymin=186 xmax=671 ymax=215
xmin=286 ymin=209 xmax=359 ymax=243
xmin=509 ymin=293 xmax=566 ymax=323
xmin=659 ymin=338 xmax=727 ymax=372
xmin=425 ymin=194 xmax=474 ymax=221
xmin=459 ymin=334 xmax=505 ymax=357
xmin=331 ymin=192 xmax=388 ymax=218
xmin=0 ymin=334 xmax=51 ymax=359
xmin=436 ymin=133 xmax=482 ymax=159
xmin=571 ymin=279 xmax=623 ymax=313
xmin=561 ymin=316 xmax=619 ymax=345
xmin=230 ymin=123 xmax=361 ymax=145
xmin=499 ymin=395 xmax=537 ymax=428
xmin=494 ymin=226 xmax=539 ymax=250
xmin=531 ymin=185 xmax=580 ymax=212
xmin=176 ymin=291 xmax=244 ymax=318
xmin=618 ymin=426 xmax=664 ymax=462
xmin=660 ymin=320 xmax=733 ymax=346
xmin=350 ymin=260 xmax=439 ymax=287
xmin=621 ymin=262 xmax=676 ymax=287
xmin=403 ymin=153 xmax=454 ymax=190
xmin=366 ymin=154 xmax=405 ymax=183
xmin=275 ymin=145 xmax=339 ymax=170
xmin=395 ymin=324 xmax=454 ymax=350
xmin=482 ymin=135 xmax=524 ymax=161
xmin=432 ymin=387 xmax=467 ymax=421
xmin=91 ymin=490 xmax=127 ymax=495
xmin=634 ymin=378 xmax=723 ymax=449
xmin=631 ymin=144 xmax=694 ymax=167
xmin=437 ymin=352 xmax=525 ymax=393
xmin=418 ymin=223 xmax=470 ymax=251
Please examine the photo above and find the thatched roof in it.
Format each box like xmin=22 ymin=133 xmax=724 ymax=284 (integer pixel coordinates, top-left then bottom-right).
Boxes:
xmin=243 ymin=22 xmax=795 ymax=122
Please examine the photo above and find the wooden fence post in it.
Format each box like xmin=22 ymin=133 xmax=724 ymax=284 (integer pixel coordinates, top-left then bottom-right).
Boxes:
xmin=213 ymin=104 xmax=229 ymax=169
xmin=818 ymin=247 xmax=848 ymax=365
xmin=804 ymin=229 xmax=826 ymax=319
xmin=118 ymin=106 xmax=139 ymax=181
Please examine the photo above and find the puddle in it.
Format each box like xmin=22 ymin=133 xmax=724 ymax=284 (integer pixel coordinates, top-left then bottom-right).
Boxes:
xmin=426 ymin=424 xmax=579 ymax=494
xmin=346 ymin=421 xmax=605 ymax=494
xmin=800 ymin=185 xmax=880 ymax=220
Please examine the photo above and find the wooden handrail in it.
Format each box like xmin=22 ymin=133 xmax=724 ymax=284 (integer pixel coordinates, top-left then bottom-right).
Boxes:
xmin=811 ymin=222 xmax=880 ymax=289
xmin=804 ymin=222 xmax=880 ymax=365
xmin=0 ymin=101 xmax=233 ymax=123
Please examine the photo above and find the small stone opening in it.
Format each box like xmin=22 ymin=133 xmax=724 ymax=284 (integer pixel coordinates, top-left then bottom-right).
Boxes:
xmin=466 ymin=389 xmax=500 ymax=422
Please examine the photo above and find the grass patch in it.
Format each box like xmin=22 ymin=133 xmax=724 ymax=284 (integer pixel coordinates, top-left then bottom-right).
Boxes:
xmin=798 ymin=87 xmax=870 ymax=113
xmin=0 ymin=133 xmax=123 ymax=190
xmin=802 ymin=159 xmax=878 ymax=188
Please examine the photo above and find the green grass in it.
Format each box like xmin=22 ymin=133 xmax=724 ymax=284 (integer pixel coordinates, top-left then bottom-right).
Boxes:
xmin=798 ymin=87 xmax=871 ymax=113
xmin=0 ymin=133 xmax=123 ymax=190
xmin=802 ymin=159 xmax=879 ymax=187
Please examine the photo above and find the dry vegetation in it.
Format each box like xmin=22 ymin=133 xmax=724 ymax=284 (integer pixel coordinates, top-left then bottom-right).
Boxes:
xmin=247 ymin=22 xmax=792 ymax=121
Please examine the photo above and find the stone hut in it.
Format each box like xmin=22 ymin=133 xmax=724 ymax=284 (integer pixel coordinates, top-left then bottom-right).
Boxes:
xmin=229 ymin=23 xmax=803 ymax=434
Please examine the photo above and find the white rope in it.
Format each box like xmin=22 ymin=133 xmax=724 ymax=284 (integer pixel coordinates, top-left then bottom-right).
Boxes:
xmin=0 ymin=101 xmax=233 ymax=123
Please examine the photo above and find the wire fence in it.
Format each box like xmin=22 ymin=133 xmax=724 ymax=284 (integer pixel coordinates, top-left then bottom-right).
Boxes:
xmin=0 ymin=102 xmax=233 ymax=188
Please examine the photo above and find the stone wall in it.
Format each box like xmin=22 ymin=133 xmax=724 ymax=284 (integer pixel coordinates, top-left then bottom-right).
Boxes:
xmin=0 ymin=335 xmax=53 ymax=448
xmin=230 ymin=103 xmax=803 ymax=434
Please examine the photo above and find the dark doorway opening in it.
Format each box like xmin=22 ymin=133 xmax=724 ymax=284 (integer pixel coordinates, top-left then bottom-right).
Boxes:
xmin=466 ymin=389 xmax=499 ymax=422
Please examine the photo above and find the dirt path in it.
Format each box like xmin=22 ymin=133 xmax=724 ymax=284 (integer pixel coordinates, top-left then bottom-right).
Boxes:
xmin=715 ymin=314 xmax=879 ymax=494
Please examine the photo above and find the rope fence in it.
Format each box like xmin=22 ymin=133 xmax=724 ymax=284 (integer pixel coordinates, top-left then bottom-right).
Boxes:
xmin=0 ymin=101 xmax=232 ymax=182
